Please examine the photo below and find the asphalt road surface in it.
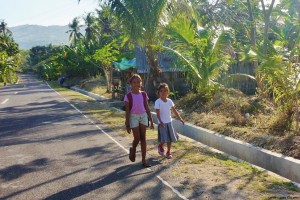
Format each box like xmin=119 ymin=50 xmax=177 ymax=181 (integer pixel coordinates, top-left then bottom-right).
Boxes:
xmin=0 ymin=74 xmax=186 ymax=200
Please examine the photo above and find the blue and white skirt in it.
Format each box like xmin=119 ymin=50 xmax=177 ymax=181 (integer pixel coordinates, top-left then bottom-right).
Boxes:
xmin=158 ymin=122 xmax=179 ymax=143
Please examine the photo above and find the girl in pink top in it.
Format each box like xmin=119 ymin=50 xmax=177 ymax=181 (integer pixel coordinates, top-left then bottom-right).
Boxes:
xmin=124 ymin=74 xmax=154 ymax=167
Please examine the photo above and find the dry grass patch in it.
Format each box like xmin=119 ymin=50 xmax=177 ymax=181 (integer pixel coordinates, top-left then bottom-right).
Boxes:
xmin=76 ymin=77 xmax=111 ymax=99
xmin=176 ymin=89 xmax=300 ymax=159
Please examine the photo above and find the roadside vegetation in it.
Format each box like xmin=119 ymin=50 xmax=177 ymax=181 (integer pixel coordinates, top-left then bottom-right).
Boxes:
xmin=48 ymin=81 xmax=300 ymax=199
xmin=0 ymin=21 xmax=21 ymax=85
xmin=2 ymin=0 xmax=299 ymax=195
xmin=1 ymin=0 xmax=300 ymax=177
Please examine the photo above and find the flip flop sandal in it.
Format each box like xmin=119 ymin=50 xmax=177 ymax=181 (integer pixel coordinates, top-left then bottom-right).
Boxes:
xmin=129 ymin=147 xmax=135 ymax=162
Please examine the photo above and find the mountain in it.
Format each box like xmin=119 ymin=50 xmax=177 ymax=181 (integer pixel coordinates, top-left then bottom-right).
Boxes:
xmin=9 ymin=25 xmax=71 ymax=49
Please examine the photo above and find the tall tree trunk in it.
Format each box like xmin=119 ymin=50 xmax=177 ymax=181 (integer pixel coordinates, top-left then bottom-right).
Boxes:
xmin=260 ymin=0 xmax=275 ymax=54
xmin=247 ymin=0 xmax=262 ymax=94
xmin=247 ymin=0 xmax=256 ymax=48
xmin=144 ymin=45 xmax=161 ymax=98
xmin=104 ymin=65 xmax=112 ymax=93
xmin=257 ymin=0 xmax=275 ymax=97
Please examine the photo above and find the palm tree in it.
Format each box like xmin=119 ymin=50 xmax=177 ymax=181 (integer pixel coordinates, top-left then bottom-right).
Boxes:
xmin=96 ymin=6 xmax=118 ymax=36
xmin=163 ymin=5 xmax=233 ymax=96
xmin=67 ymin=17 xmax=83 ymax=47
xmin=83 ymin=12 xmax=100 ymax=45
xmin=80 ymin=0 xmax=171 ymax=93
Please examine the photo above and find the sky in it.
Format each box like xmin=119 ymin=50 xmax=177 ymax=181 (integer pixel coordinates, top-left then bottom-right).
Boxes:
xmin=0 ymin=0 xmax=100 ymax=27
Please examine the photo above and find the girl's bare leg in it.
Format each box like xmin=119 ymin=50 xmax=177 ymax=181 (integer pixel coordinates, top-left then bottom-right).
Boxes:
xmin=159 ymin=142 xmax=164 ymax=148
xmin=167 ymin=142 xmax=172 ymax=154
xmin=159 ymin=142 xmax=164 ymax=154
xmin=139 ymin=124 xmax=147 ymax=163
xmin=131 ymin=127 xmax=140 ymax=152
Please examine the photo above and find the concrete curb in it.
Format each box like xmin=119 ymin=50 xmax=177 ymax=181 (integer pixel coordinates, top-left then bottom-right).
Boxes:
xmin=71 ymin=87 xmax=108 ymax=101
xmin=170 ymin=118 xmax=300 ymax=185
xmin=70 ymin=87 xmax=300 ymax=185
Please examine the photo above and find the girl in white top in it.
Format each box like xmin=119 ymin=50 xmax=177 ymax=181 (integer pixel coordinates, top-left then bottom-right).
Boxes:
xmin=155 ymin=83 xmax=184 ymax=158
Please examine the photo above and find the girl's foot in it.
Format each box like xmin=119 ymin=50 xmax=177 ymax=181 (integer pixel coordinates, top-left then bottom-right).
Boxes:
xmin=166 ymin=152 xmax=172 ymax=159
xmin=142 ymin=161 xmax=151 ymax=168
xmin=129 ymin=147 xmax=135 ymax=162
xmin=157 ymin=145 xmax=164 ymax=155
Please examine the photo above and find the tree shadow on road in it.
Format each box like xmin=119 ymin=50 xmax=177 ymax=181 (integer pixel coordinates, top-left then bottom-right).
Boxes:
xmin=43 ymin=164 xmax=152 ymax=200
xmin=0 ymin=158 xmax=49 ymax=181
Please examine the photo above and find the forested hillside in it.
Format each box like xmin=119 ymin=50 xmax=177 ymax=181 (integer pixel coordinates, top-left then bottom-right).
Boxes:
xmin=9 ymin=25 xmax=70 ymax=49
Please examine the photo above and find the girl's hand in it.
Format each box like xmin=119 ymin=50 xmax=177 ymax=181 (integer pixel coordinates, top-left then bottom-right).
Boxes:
xmin=150 ymin=122 xmax=154 ymax=129
xmin=160 ymin=123 xmax=166 ymax=128
xmin=126 ymin=126 xmax=131 ymax=134
xmin=125 ymin=122 xmax=131 ymax=133
xmin=150 ymin=121 xmax=154 ymax=129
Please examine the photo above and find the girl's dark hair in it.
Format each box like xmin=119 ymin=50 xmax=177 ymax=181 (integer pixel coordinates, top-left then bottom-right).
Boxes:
xmin=158 ymin=83 xmax=169 ymax=91
xmin=129 ymin=74 xmax=142 ymax=83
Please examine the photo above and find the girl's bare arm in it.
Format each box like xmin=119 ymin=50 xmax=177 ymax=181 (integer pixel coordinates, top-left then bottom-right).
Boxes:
xmin=171 ymin=107 xmax=185 ymax=124
xmin=145 ymin=102 xmax=154 ymax=129
xmin=124 ymin=101 xmax=131 ymax=133
xmin=156 ymin=109 xmax=165 ymax=128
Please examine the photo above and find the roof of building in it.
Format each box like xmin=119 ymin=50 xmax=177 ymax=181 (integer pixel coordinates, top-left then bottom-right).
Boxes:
xmin=135 ymin=47 xmax=185 ymax=73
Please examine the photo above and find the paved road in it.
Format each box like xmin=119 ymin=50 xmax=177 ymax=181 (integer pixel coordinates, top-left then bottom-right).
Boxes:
xmin=0 ymin=74 xmax=185 ymax=200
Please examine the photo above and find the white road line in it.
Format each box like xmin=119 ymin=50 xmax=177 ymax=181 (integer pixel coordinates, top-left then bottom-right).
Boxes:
xmin=46 ymin=82 xmax=189 ymax=200
xmin=42 ymin=121 xmax=52 ymax=124
xmin=116 ymin=167 xmax=131 ymax=174
xmin=95 ymin=125 xmax=129 ymax=153
xmin=157 ymin=176 xmax=188 ymax=200
xmin=1 ymin=98 xmax=9 ymax=104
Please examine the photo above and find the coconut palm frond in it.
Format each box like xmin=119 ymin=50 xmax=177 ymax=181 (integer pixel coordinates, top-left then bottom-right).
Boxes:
xmin=162 ymin=45 xmax=201 ymax=79
xmin=108 ymin=0 xmax=140 ymax=43
xmin=67 ymin=17 xmax=83 ymax=47
xmin=166 ymin=15 xmax=197 ymax=44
